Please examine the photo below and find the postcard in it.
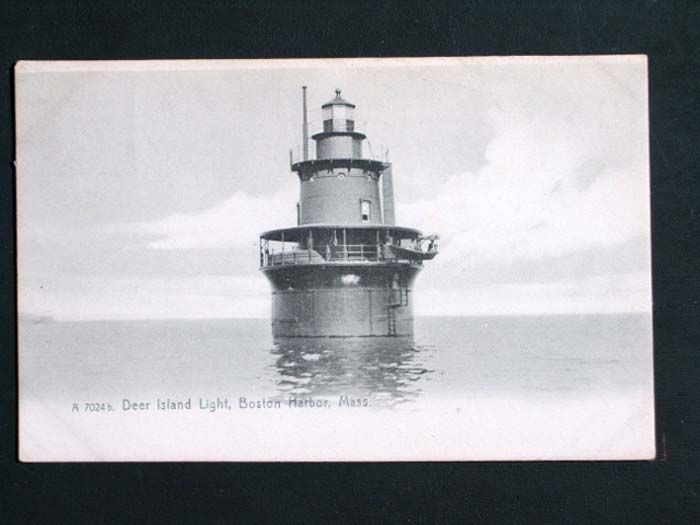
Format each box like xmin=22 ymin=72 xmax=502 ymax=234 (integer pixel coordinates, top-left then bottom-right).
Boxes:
xmin=16 ymin=56 xmax=654 ymax=461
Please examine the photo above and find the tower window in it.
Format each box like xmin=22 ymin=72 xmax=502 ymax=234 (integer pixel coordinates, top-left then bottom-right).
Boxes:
xmin=360 ymin=200 xmax=371 ymax=222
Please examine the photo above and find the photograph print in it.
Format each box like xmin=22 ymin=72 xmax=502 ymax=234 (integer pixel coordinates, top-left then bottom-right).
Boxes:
xmin=16 ymin=56 xmax=654 ymax=461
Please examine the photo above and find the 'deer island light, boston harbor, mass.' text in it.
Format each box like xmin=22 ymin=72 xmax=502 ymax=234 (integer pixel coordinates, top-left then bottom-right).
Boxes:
xmin=16 ymin=57 xmax=654 ymax=462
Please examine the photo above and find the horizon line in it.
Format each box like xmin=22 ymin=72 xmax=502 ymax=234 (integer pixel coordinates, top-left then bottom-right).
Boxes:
xmin=18 ymin=311 xmax=652 ymax=323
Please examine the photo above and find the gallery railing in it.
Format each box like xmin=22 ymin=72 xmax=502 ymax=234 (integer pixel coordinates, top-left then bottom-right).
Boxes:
xmin=326 ymin=244 xmax=379 ymax=262
xmin=261 ymin=244 xmax=424 ymax=268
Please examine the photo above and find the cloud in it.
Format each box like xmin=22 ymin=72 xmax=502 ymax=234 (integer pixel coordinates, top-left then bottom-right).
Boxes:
xmin=397 ymin=97 xmax=649 ymax=271
xmin=122 ymin=107 xmax=649 ymax=268
xmin=110 ymin=183 xmax=298 ymax=250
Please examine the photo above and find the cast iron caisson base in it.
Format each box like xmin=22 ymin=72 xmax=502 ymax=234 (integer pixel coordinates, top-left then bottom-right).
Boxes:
xmin=264 ymin=264 xmax=419 ymax=337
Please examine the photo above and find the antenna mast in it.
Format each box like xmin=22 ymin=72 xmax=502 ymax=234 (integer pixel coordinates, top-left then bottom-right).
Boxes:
xmin=302 ymin=86 xmax=308 ymax=161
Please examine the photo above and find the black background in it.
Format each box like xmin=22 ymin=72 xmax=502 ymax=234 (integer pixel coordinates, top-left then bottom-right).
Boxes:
xmin=1 ymin=1 xmax=699 ymax=523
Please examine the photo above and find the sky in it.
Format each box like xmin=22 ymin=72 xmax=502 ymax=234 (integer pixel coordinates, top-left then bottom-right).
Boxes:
xmin=16 ymin=57 xmax=651 ymax=320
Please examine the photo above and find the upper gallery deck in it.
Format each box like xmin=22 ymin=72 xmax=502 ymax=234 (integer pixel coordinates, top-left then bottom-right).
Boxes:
xmin=259 ymin=224 xmax=438 ymax=269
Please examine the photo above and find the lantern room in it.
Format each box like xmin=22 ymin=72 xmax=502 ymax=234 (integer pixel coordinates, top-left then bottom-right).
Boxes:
xmin=322 ymin=89 xmax=355 ymax=132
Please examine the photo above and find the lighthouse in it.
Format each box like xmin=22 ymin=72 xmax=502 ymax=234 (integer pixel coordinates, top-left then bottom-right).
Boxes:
xmin=259 ymin=89 xmax=438 ymax=337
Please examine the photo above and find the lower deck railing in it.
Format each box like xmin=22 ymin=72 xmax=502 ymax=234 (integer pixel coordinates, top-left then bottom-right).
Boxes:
xmin=261 ymin=244 xmax=423 ymax=268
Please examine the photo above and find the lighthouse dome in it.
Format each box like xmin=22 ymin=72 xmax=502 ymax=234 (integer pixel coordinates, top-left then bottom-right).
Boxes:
xmin=321 ymin=89 xmax=356 ymax=108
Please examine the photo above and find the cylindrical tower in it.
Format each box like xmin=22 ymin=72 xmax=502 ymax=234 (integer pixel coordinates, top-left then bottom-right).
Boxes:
xmin=259 ymin=89 xmax=438 ymax=337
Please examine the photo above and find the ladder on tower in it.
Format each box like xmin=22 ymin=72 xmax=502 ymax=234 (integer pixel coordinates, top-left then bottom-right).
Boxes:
xmin=400 ymin=287 xmax=408 ymax=306
xmin=389 ymin=287 xmax=409 ymax=307
xmin=387 ymin=305 xmax=397 ymax=336
xmin=387 ymin=286 xmax=408 ymax=336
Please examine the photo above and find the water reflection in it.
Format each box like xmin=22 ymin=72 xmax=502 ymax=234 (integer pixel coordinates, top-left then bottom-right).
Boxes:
xmin=268 ymin=336 xmax=434 ymax=408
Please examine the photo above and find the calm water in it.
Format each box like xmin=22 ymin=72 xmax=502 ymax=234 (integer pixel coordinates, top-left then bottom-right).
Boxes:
xmin=19 ymin=315 xmax=653 ymax=409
